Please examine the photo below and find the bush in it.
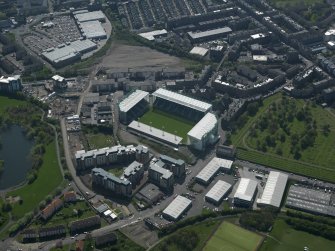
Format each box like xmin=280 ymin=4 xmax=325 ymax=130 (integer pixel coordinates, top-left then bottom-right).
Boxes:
xmin=239 ymin=210 xmax=276 ymax=232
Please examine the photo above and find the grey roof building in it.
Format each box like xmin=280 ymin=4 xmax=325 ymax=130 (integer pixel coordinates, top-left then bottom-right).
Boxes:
xmin=163 ymin=195 xmax=192 ymax=221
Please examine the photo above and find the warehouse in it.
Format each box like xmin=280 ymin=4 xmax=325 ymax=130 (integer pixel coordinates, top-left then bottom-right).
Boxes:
xmin=257 ymin=171 xmax=288 ymax=208
xmin=233 ymin=178 xmax=258 ymax=207
xmin=285 ymin=186 xmax=335 ymax=217
xmin=196 ymin=157 xmax=233 ymax=185
xmin=75 ymin=11 xmax=106 ymax=23
xmin=163 ymin=195 xmax=192 ymax=221
xmin=189 ymin=47 xmax=209 ymax=57
xmin=139 ymin=29 xmax=168 ymax=41
xmin=119 ymin=90 xmax=149 ymax=124
xmin=42 ymin=39 xmax=97 ymax=68
xmin=187 ymin=27 xmax=232 ymax=43
xmin=187 ymin=112 xmax=219 ymax=151
xmin=205 ymin=180 xmax=232 ymax=205
xmin=79 ymin=20 xmax=107 ymax=40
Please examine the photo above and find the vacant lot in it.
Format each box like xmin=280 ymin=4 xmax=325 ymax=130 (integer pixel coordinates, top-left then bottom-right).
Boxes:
xmin=260 ymin=219 xmax=335 ymax=251
xmin=139 ymin=108 xmax=195 ymax=142
xmin=203 ymin=221 xmax=262 ymax=251
xmin=102 ymin=43 xmax=184 ymax=69
xmin=232 ymin=93 xmax=335 ymax=182
xmin=86 ymin=132 xmax=115 ymax=150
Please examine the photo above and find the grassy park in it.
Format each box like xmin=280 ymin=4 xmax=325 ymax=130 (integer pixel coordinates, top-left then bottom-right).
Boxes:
xmin=231 ymin=93 xmax=335 ymax=182
xmin=203 ymin=221 xmax=262 ymax=251
xmin=139 ymin=108 xmax=195 ymax=142
xmin=8 ymin=142 xmax=63 ymax=219
xmin=260 ymin=219 xmax=335 ymax=251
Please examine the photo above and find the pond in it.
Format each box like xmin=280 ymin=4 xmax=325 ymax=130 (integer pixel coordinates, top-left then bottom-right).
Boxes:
xmin=0 ymin=125 xmax=34 ymax=190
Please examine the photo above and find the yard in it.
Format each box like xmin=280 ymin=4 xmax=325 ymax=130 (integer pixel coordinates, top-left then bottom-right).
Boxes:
xmin=260 ymin=219 xmax=335 ymax=251
xmin=138 ymin=108 xmax=195 ymax=143
xmin=231 ymin=93 xmax=335 ymax=182
xmin=203 ymin=221 xmax=263 ymax=251
xmin=86 ymin=132 xmax=115 ymax=150
xmin=8 ymin=142 xmax=63 ymax=219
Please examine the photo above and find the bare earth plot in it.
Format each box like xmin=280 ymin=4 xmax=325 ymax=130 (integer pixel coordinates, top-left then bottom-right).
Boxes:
xmin=102 ymin=44 xmax=184 ymax=69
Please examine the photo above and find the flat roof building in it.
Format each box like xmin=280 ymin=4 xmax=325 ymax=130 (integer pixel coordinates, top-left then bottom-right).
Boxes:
xmin=139 ymin=29 xmax=167 ymax=41
xmin=79 ymin=20 xmax=107 ymax=40
xmin=163 ymin=195 xmax=192 ymax=221
xmin=75 ymin=11 xmax=106 ymax=23
xmin=205 ymin=180 xmax=232 ymax=205
xmin=196 ymin=157 xmax=233 ymax=185
xmin=189 ymin=47 xmax=209 ymax=57
xmin=148 ymin=161 xmax=174 ymax=190
xmin=0 ymin=75 xmax=22 ymax=93
xmin=187 ymin=27 xmax=232 ymax=43
xmin=187 ymin=113 xmax=219 ymax=151
xmin=285 ymin=186 xmax=335 ymax=217
xmin=233 ymin=178 xmax=258 ymax=207
xmin=257 ymin=171 xmax=288 ymax=208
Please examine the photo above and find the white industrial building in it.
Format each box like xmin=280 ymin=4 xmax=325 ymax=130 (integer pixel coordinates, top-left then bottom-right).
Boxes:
xmin=257 ymin=171 xmax=288 ymax=208
xmin=233 ymin=178 xmax=258 ymax=207
xmin=205 ymin=180 xmax=232 ymax=205
xmin=74 ymin=11 xmax=106 ymax=23
xmin=189 ymin=47 xmax=209 ymax=57
xmin=187 ymin=113 xmax=219 ymax=151
xmin=152 ymin=88 xmax=212 ymax=113
xmin=119 ymin=90 xmax=149 ymax=124
xmin=162 ymin=195 xmax=192 ymax=221
xmin=79 ymin=20 xmax=107 ymax=40
xmin=139 ymin=29 xmax=167 ymax=41
xmin=196 ymin=157 xmax=233 ymax=185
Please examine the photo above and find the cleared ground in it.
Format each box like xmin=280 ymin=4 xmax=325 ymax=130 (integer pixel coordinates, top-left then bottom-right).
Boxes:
xmin=102 ymin=44 xmax=184 ymax=69
xmin=260 ymin=219 xmax=335 ymax=251
xmin=138 ymin=108 xmax=195 ymax=142
xmin=203 ymin=221 xmax=263 ymax=251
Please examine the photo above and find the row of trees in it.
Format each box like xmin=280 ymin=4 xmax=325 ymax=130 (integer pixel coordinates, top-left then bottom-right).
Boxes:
xmin=239 ymin=210 xmax=277 ymax=232
xmin=159 ymin=229 xmax=199 ymax=251
xmin=286 ymin=210 xmax=335 ymax=227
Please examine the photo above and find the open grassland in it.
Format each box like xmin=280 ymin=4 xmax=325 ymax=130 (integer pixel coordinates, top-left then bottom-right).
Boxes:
xmin=203 ymin=221 xmax=262 ymax=251
xmin=260 ymin=219 xmax=335 ymax=251
xmin=86 ymin=132 xmax=115 ymax=150
xmin=152 ymin=219 xmax=221 ymax=251
xmin=232 ymin=93 xmax=335 ymax=182
xmin=8 ymin=143 xmax=63 ymax=218
xmin=0 ymin=96 xmax=27 ymax=113
xmin=139 ymin=108 xmax=195 ymax=142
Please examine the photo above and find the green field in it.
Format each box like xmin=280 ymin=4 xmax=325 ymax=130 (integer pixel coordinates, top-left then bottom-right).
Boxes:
xmin=86 ymin=132 xmax=115 ymax=149
xmin=138 ymin=108 xmax=195 ymax=143
xmin=152 ymin=219 xmax=221 ymax=251
xmin=203 ymin=221 xmax=262 ymax=251
xmin=8 ymin=142 xmax=63 ymax=218
xmin=0 ymin=96 xmax=27 ymax=113
xmin=260 ymin=219 xmax=335 ymax=251
xmin=232 ymin=93 xmax=335 ymax=182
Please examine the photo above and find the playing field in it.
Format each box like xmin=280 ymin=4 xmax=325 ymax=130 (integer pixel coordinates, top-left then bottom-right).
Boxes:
xmin=138 ymin=108 xmax=195 ymax=142
xmin=260 ymin=219 xmax=335 ymax=251
xmin=203 ymin=222 xmax=263 ymax=251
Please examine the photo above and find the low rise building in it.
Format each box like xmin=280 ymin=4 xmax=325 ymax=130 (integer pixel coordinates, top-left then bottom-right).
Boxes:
xmin=69 ymin=215 xmax=101 ymax=234
xmin=95 ymin=232 xmax=117 ymax=248
xmin=205 ymin=180 xmax=232 ymax=205
xmin=233 ymin=178 xmax=258 ymax=207
xmin=38 ymin=225 xmax=66 ymax=239
xmin=163 ymin=195 xmax=192 ymax=221
xmin=64 ymin=191 xmax=77 ymax=203
xmin=41 ymin=198 xmax=64 ymax=220
xmin=92 ymin=168 xmax=132 ymax=197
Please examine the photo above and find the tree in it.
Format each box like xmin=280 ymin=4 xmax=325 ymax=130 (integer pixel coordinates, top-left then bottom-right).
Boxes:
xmin=2 ymin=202 xmax=12 ymax=212
xmin=247 ymin=102 xmax=259 ymax=116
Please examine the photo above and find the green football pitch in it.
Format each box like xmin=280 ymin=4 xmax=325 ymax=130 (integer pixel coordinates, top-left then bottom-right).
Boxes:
xmin=203 ymin=221 xmax=263 ymax=251
xmin=138 ymin=108 xmax=195 ymax=142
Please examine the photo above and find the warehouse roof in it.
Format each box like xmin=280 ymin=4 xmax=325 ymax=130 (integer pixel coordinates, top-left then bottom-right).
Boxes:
xmin=205 ymin=180 xmax=231 ymax=203
xmin=153 ymin=88 xmax=212 ymax=113
xmin=119 ymin=90 xmax=149 ymax=113
xmin=196 ymin=157 xmax=233 ymax=184
xmin=80 ymin=20 xmax=106 ymax=39
xmin=257 ymin=171 xmax=288 ymax=208
xmin=187 ymin=113 xmax=217 ymax=141
xmin=139 ymin=29 xmax=167 ymax=41
xmin=75 ymin=11 xmax=106 ymax=23
xmin=234 ymin=178 xmax=258 ymax=202
xmin=187 ymin=27 xmax=232 ymax=39
xmin=69 ymin=39 xmax=97 ymax=53
xmin=189 ymin=46 xmax=209 ymax=57
xmin=163 ymin=195 xmax=192 ymax=220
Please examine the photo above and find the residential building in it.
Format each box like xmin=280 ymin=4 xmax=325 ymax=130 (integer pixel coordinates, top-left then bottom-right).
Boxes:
xmin=148 ymin=161 xmax=174 ymax=191
xmin=159 ymin=155 xmax=185 ymax=177
xmin=38 ymin=225 xmax=66 ymax=239
xmin=70 ymin=215 xmax=101 ymax=234
xmin=0 ymin=75 xmax=22 ymax=93
xmin=41 ymin=198 xmax=64 ymax=220
xmin=64 ymin=191 xmax=77 ymax=203
xmin=122 ymin=161 xmax=144 ymax=188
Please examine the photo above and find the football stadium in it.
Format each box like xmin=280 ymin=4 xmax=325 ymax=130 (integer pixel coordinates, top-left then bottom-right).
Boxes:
xmin=121 ymin=88 xmax=219 ymax=150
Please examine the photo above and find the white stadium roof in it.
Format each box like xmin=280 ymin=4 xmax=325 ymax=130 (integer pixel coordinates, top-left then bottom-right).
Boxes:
xmin=139 ymin=29 xmax=167 ymax=41
xmin=187 ymin=113 xmax=217 ymax=141
xmin=189 ymin=46 xmax=209 ymax=57
xmin=153 ymin=88 xmax=212 ymax=113
xmin=205 ymin=180 xmax=231 ymax=203
xmin=196 ymin=157 xmax=233 ymax=184
xmin=119 ymin=90 xmax=149 ymax=113
xmin=163 ymin=195 xmax=192 ymax=220
xmin=257 ymin=171 xmax=288 ymax=208
xmin=234 ymin=178 xmax=258 ymax=202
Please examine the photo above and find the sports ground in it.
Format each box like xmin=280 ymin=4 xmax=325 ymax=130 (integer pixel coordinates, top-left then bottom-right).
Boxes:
xmin=138 ymin=108 xmax=195 ymax=142
xmin=203 ymin=221 xmax=263 ymax=251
